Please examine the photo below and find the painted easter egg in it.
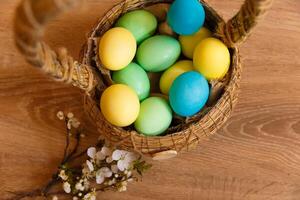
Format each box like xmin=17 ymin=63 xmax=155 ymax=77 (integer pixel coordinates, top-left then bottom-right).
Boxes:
xmin=99 ymin=27 xmax=136 ymax=70
xmin=179 ymin=27 xmax=212 ymax=59
xmin=115 ymin=10 xmax=157 ymax=44
xmin=112 ymin=62 xmax=150 ymax=100
xmin=100 ymin=84 xmax=140 ymax=127
xmin=136 ymin=35 xmax=181 ymax=72
xmin=193 ymin=37 xmax=230 ymax=80
xmin=169 ymin=71 xmax=209 ymax=117
xmin=167 ymin=0 xmax=205 ymax=35
xmin=134 ymin=97 xmax=172 ymax=136
xmin=159 ymin=60 xmax=194 ymax=95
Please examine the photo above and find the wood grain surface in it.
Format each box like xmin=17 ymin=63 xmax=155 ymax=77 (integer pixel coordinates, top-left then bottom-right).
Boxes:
xmin=0 ymin=0 xmax=300 ymax=199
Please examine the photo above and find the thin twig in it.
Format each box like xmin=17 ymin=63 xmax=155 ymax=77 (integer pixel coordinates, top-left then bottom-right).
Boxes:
xmin=63 ymin=131 xmax=81 ymax=164
xmin=67 ymin=149 xmax=87 ymax=162
xmin=61 ymin=118 xmax=71 ymax=163
xmin=42 ymin=172 xmax=59 ymax=195
xmin=5 ymin=118 xmax=83 ymax=200
xmin=4 ymin=115 xmax=140 ymax=200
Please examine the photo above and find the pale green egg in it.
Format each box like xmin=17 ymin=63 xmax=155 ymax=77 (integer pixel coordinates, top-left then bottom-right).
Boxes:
xmin=134 ymin=97 xmax=172 ymax=136
xmin=136 ymin=35 xmax=181 ymax=72
xmin=115 ymin=10 xmax=157 ymax=44
xmin=112 ymin=62 xmax=150 ymax=101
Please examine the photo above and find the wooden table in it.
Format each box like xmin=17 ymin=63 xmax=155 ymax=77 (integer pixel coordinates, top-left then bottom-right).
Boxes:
xmin=1 ymin=0 xmax=299 ymax=199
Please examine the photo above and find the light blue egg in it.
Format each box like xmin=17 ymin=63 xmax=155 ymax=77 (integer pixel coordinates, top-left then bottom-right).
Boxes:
xmin=169 ymin=71 xmax=209 ymax=117
xmin=167 ymin=0 xmax=205 ymax=35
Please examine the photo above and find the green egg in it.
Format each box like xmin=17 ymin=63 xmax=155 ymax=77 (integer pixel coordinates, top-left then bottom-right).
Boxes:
xmin=137 ymin=35 xmax=181 ymax=72
xmin=112 ymin=62 xmax=150 ymax=101
xmin=134 ymin=97 xmax=172 ymax=136
xmin=115 ymin=10 xmax=157 ymax=44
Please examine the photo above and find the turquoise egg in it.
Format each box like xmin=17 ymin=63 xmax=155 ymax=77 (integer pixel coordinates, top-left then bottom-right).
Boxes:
xmin=167 ymin=0 xmax=205 ymax=35
xmin=134 ymin=97 xmax=172 ymax=136
xmin=115 ymin=10 xmax=157 ymax=44
xmin=112 ymin=62 xmax=150 ymax=100
xmin=169 ymin=71 xmax=209 ymax=117
xmin=136 ymin=35 xmax=181 ymax=72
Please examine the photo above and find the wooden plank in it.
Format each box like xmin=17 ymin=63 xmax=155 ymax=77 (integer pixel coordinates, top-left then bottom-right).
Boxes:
xmin=0 ymin=0 xmax=299 ymax=199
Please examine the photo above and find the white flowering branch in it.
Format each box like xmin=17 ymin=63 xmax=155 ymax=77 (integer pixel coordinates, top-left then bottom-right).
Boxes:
xmin=5 ymin=112 xmax=151 ymax=200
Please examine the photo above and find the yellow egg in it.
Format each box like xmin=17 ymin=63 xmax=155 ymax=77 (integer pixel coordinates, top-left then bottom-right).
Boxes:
xmin=193 ymin=37 xmax=230 ymax=80
xmin=179 ymin=27 xmax=211 ymax=59
xmin=100 ymin=84 xmax=140 ymax=127
xmin=159 ymin=60 xmax=194 ymax=95
xmin=99 ymin=27 xmax=136 ymax=70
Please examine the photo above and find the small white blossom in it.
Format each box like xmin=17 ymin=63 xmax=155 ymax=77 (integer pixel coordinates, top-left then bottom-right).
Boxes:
xmin=83 ymin=192 xmax=96 ymax=200
xmin=127 ymin=170 xmax=132 ymax=178
xmin=58 ymin=170 xmax=68 ymax=181
xmin=101 ymin=146 xmax=112 ymax=156
xmin=56 ymin=111 xmax=64 ymax=120
xmin=112 ymin=150 xmax=138 ymax=171
xmin=86 ymin=160 xmax=94 ymax=172
xmin=96 ymin=167 xmax=112 ymax=184
xmin=75 ymin=182 xmax=85 ymax=191
xmin=67 ymin=112 xmax=74 ymax=119
xmin=67 ymin=121 xmax=72 ymax=130
xmin=83 ymin=178 xmax=90 ymax=190
xmin=95 ymin=151 xmax=106 ymax=161
xmin=87 ymin=147 xmax=96 ymax=159
xmin=52 ymin=196 xmax=58 ymax=200
xmin=106 ymin=156 xmax=113 ymax=163
xmin=63 ymin=182 xmax=71 ymax=193
xmin=112 ymin=150 xmax=124 ymax=160
xmin=121 ymin=181 xmax=128 ymax=187
xmin=128 ymin=178 xmax=133 ymax=182
xmin=95 ymin=146 xmax=111 ymax=162
xmin=108 ymin=178 xmax=116 ymax=186
xmin=71 ymin=119 xmax=80 ymax=128
xmin=118 ymin=185 xmax=127 ymax=192
xmin=67 ymin=117 xmax=80 ymax=129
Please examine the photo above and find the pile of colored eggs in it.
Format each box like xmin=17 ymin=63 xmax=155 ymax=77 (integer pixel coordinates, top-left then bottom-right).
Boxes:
xmin=99 ymin=0 xmax=230 ymax=136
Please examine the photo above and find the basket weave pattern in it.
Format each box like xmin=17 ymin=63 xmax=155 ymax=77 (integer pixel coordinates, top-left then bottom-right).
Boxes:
xmin=82 ymin=0 xmax=240 ymax=156
xmin=14 ymin=0 xmax=273 ymax=158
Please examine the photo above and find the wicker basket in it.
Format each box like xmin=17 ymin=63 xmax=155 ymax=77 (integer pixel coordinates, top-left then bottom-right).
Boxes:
xmin=14 ymin=0 xmax=273 ymax=160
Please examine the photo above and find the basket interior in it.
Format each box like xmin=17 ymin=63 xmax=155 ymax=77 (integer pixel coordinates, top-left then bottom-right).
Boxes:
xmin=81 ymin=0 xmax=238 ymax=136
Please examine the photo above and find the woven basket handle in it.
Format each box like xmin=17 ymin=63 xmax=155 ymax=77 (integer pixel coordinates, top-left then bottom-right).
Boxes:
xmin=14 ymin=0 xmax=96 ymax=92
xmin=217 ymin=0 xmax=274 ymax=47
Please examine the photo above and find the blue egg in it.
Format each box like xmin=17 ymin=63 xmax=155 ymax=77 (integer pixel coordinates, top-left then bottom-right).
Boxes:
xmin=169 ymin=71 xmax=209 ymax=117
xmin=167 ymin=0 xmax=205 ymax=35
